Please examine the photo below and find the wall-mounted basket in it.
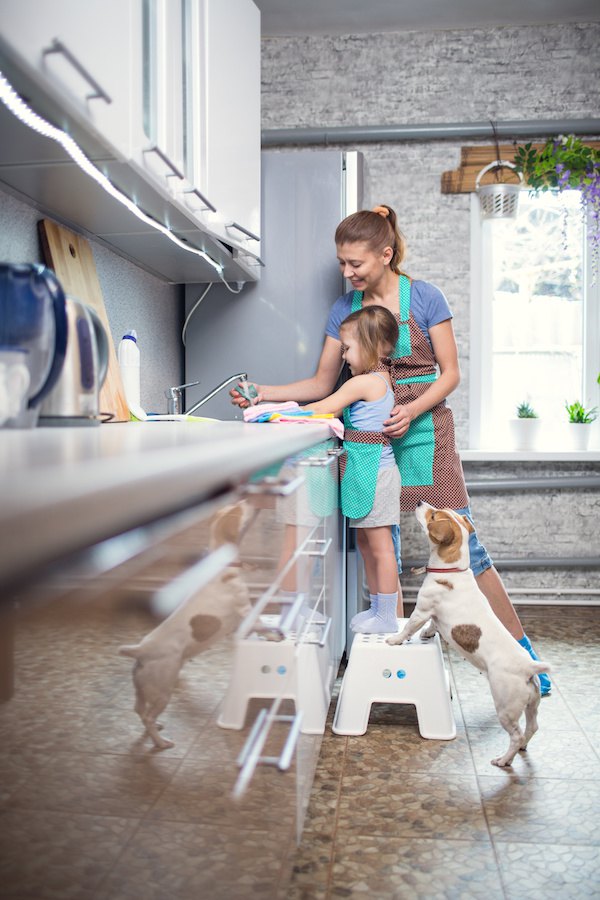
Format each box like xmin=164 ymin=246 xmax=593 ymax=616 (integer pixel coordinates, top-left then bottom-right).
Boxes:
xmin=475 ymin=160 xmax=523 ymax=220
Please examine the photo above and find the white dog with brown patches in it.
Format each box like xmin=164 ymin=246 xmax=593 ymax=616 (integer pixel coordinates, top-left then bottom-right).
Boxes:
xmin=387 ymin=501 xmax=550 ymax=767
xmin=119 ymin=502 xmax=253 ymax=750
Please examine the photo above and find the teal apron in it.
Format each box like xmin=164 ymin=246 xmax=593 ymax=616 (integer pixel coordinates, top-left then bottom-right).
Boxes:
xmin=339 ymin=408 xmax=391 ymax=519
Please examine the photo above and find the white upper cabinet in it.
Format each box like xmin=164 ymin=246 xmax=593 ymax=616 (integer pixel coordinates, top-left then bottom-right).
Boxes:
xmin=133 ymin=0 xmax=189 ymax=191
xmin=0 ymin=0 xmax=137 ymax=160
xmin=130 ymin=0 xmax=261 ymax=252
xmin=0 ymin=0 xmax=261 ymax=279
xmin=193 ymin=0 xmax=261 ymax=251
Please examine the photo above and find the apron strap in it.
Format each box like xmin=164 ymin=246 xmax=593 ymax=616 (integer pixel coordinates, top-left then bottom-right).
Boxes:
xmin=344 ymin=430 xmax=391 ymax=446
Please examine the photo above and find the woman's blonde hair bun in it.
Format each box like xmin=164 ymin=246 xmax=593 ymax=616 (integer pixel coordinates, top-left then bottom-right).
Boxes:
xmin=372 ymin=205 xmax=390 ymax=218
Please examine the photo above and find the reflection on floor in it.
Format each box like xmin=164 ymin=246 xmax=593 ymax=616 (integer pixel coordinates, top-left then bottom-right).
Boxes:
xmin=0 ymin=604 xmax=599 ymax=899
xmin=0 ymin=595 xmax=311 ymax=900
xmin=287 ymin=606 xmax=600 ymax=900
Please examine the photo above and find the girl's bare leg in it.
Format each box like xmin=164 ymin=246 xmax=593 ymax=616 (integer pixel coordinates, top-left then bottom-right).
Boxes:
xmin=356 ymin=527 xmax=400 ymax=595
xmin=353 ymin=528 xmax=402 ymax=634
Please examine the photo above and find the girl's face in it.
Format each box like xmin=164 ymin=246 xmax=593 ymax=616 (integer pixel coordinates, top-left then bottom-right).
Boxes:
xmin=339 ymin=325 xmax=366 ymax=375
xmin=336 ymin=241 xmax=393 ymax=291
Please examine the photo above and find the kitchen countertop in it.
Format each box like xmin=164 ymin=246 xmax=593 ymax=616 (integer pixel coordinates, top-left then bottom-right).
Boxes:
xmin=0 ymin=420 xmax=332 ymax=593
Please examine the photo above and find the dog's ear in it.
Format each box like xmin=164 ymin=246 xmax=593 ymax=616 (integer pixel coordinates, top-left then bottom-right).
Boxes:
xmin=428 ymin=517 xmax=455 ymax=545
xmin=210 ymin=503 xmax=244 ymax=547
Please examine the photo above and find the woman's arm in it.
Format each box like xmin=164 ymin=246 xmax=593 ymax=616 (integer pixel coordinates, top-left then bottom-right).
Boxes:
xmin=230 ymin=336 xmax=344 ymax=407
xmin=383 ymin=319 xmax=461 ymax=437
xmin=305 ymin=374 xmax=378 ymax=417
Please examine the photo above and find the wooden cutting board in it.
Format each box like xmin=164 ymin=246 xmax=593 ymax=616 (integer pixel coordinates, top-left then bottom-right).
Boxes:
xmin=39 ymin=219 xmax=130 ymax=423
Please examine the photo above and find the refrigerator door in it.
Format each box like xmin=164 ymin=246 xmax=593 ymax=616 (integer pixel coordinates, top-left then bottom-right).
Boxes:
xmin=183 ymin=149 xmax=362 ymax=420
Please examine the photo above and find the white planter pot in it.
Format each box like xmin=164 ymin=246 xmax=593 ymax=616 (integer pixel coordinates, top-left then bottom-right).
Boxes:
xmin=509 ymin=418 xmax=541 ymax=451
xmin=567 ymin=422 xmax=592 ymax=451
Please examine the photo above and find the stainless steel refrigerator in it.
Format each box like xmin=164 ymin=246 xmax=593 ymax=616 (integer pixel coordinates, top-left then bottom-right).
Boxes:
xmin=183 ymin=148 xmax=362 ymax=419
xmin=183 ymin=148 xmax=364 ymax=652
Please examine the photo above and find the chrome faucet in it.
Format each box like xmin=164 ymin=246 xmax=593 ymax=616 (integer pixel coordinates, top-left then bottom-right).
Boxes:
xmin=165 ymin=373 xmax=249 ymax=415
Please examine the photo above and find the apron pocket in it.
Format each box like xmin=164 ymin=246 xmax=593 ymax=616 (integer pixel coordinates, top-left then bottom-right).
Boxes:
xmin=392 ymin=410 xmax=435 ymax=487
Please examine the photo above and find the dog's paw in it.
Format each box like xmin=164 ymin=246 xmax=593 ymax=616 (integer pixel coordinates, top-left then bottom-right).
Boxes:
xmin=420 ymin=628 xmax=436 ymax=641
xmin=491 ymin=756 xmax=512 ymax=768
xmin=153 ymin=737 xmax=175 ymax=751
xmin=386 ymin=635 xmax=402 ymax=645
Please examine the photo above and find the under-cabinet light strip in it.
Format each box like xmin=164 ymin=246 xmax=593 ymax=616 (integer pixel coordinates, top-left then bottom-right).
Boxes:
xmin=0 ymin=70 xmax=224 ymax=276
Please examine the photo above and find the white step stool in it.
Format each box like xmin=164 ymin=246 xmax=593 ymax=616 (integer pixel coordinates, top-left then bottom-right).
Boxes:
xmin=332 ymin=619 xmax=456 ymax=739
xmin=217 ymin=616 xmax=333 ymax=735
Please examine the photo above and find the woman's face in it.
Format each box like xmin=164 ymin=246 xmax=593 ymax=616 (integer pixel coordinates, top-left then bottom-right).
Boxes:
xmin=339 ymin=325 xmax=366 ymax=375
xmin=336 ymin=241 xmax=393 ymax=291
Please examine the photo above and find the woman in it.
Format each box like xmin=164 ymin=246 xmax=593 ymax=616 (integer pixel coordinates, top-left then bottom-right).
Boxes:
xmin=231 ymin=205 xmax=550 ymax=694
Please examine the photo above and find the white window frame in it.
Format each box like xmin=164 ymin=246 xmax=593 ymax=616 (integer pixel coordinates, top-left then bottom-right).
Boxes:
xmin=469 ymin=192 xmax=600 ymax=451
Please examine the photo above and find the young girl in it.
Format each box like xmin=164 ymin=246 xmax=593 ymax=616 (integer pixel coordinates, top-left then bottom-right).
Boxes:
xmin=305 ymin=305 xmax=401 ymax=635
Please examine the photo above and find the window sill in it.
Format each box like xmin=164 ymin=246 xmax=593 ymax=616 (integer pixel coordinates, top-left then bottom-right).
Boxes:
xmin=460 ymin=449 xmax=600 ymax=462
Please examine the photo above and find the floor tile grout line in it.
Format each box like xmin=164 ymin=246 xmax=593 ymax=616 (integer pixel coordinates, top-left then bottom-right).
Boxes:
xmin=90 ymin=740 xmax=191 ymax=894
xmin=323 ymin=731 xmax=348 ymax=899
xmin=448 ymin=650 xmax=511 ymax=900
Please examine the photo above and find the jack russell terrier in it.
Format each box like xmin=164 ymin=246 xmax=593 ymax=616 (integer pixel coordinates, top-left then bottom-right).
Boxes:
xmin=387 ymin=501 xmax=550 ymax=767
xmin=119 ymin=501 xmax=254 ymax=750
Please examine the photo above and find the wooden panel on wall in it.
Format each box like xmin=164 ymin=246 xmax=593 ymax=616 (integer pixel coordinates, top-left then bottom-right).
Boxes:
xmin=441 ymin=141 xmax=600 ymax=194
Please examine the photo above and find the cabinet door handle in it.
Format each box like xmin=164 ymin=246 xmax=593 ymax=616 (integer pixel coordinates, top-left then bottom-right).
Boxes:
xmin=301 ymin=615 xmax=332 ymax=648
xmin=150 ymin=543 xmax=238 ymax=618
xmin=43 ymin=38 xmax=112 ymax=103
xmin=300 ymin=538 xmax=332 ymax=558
xmin=243 ymin=474 xmax=305 ymax=497
xmin=143 ymin=144 xmax=185 ymax=180
xmin=225 ymin=221 xmax=260 ymax=242
xmin=298 ymin=453 xmax=337 ymax=468
xmin=233 ymin=703 xmax=303 ymax=798
xmin=182 ymin=187 xmax=217 ymax=213
xmin=278 ymin=591 xmax=308 ymax=633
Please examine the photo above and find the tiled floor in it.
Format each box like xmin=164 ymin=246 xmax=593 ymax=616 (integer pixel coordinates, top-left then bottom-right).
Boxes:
xmin=286 ymin=606 xmax=600 ymax=899
xmin=1 ymin=603 xmax=599 ymax=899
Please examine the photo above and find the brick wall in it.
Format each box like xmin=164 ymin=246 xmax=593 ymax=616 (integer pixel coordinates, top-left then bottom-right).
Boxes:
xmin=261 ymin=24 xmax=600 ymax=598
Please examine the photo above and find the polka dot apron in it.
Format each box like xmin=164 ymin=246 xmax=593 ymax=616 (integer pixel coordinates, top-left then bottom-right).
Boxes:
xmin=352 ymin=275 xmax=469 ymax=512
xmin=339 ymin=416 xmax=390 ymax=519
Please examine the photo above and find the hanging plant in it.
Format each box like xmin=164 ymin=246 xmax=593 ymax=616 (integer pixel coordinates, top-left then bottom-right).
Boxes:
xmin=513 ymin=135 xmax=600 ymax=273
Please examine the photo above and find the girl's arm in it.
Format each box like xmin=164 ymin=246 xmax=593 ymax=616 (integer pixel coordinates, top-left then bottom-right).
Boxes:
xmin=383 ymin=319 xmax=461 ymax=437
xmin=230 ymin=336 xmax=343 ymax=407
xmin=305 ymin=374 xmax=377 ymax=417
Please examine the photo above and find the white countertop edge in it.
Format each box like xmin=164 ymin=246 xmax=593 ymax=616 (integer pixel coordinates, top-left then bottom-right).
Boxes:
xmin=0 ymin=421 xmax=333 ymax=590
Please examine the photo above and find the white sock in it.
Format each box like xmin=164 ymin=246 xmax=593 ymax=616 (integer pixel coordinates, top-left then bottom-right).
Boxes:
xmin=354 ymin=592 xmax=398 ymax=634
xmin=351 ymin=594 xmax=378 ymax=629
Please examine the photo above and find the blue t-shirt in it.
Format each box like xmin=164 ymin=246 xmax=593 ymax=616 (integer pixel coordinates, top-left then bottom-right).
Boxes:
xmin=325 ymin=279 xmax=452 ymax=349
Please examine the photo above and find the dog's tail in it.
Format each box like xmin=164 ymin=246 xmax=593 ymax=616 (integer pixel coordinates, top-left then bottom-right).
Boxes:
xmin=118 ymin=644 xmax=142 ymax=658
xmin=529 ymin=660 xmax=551 ymax=676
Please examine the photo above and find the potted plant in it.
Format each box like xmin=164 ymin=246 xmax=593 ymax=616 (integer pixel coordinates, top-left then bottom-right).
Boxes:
xmin=564 ymin=400 xmax=597 ymax=451
xmin=513 ymin=135 xmax=600 ymax=271
xmin=509 ymin=401 xmax=541 ymax=450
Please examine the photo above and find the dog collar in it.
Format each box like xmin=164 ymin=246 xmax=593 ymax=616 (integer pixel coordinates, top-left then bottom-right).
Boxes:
xmin=425 ymin=566 xmax=469 ymax=573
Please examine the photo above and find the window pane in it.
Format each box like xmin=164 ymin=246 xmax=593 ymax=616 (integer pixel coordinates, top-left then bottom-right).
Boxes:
xmin=487 ymin=190 xmax=584 ymax=433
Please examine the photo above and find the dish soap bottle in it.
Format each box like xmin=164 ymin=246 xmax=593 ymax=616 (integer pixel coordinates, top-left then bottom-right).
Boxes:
xmin=118 ymin=330 xmax=141 ymax=410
